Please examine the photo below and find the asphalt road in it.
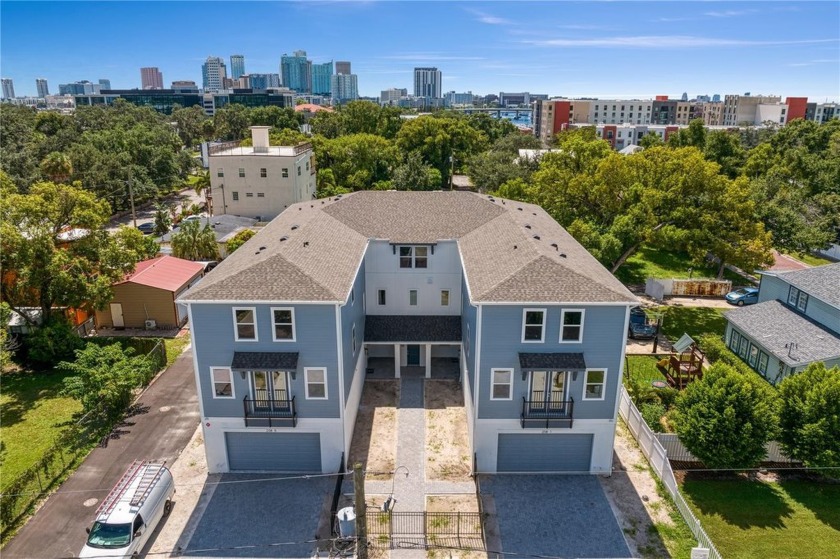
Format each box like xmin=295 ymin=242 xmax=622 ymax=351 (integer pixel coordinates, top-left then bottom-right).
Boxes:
xmin=3 ymin=347 xmax=200 ymax=559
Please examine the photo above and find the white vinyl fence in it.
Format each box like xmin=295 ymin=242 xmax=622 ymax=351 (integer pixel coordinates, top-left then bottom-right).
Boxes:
xmin=656 ymin=434 xmax=798 ymax=465
xmin=618 ymin=386 xmax=723 ymax=559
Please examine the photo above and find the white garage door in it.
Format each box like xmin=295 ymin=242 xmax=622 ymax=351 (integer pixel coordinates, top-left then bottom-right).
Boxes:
xmin=225 ymin=432 xmax=321 ymax=472
xmin=497 ymin=433 xmax=593 ymax=472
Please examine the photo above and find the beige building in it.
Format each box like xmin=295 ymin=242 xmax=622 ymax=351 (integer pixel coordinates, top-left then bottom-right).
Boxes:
xmin=209 ymin=126 xmax=316 ymax=221
xmin=723 ymin=95 xmax=783 ymax=126
xmin=703 ymin=102 xmax=724 ymax=125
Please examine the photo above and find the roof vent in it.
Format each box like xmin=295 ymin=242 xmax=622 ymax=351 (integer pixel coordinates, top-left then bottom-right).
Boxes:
xmin=254 ymin=251 xmax=260 ymax=254
xmin=303 ymin=241 xmax=309 ymax=247
xmin=525 ymin=224 xmax=531 ymax=229
xmin=559 ymin=253 xmax=567 ymax=258
xmin=310 ymin=204 xmax=314 ymax=208
xmin=259 ymin=246 xmax=266 ymax=251
xmin=532 ymin=212 xmax=537 ymax=216
xmin=513 ymin=245 xmax=518 ymax=249
xmin=321 ymin=200 xmax=324 ymax=204
xmin=533 ymin=235 xmax=541 ymax=240
xmin=550 ymin=243 xmax=558 ymax=249
xmin=517 ymin=207 xmax=523 ymax=211
xmin=291 ymin=225 xmax=299 ymax=230
xmin=280 ymin=236 xmax=288 ymax=242
xmin=298 ymin=207 xmax=302 ymax=211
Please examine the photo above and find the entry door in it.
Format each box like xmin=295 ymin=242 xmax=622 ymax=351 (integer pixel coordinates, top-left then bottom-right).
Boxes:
xmin=529 ymin=371 xmax=568 ymax=413
xmin=406 ymin=345 xmax=421 ymax=366
xmin=110 ymin=303 xmax=124 ymax=328
xmin=251 ymin=371 xmax=290 ymax=410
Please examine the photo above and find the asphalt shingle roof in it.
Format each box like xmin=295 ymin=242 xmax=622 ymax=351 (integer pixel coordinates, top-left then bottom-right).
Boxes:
xmin=726 ymin=300 xmax=840 ymax=366
xmin=519 ymin=352 xmax=587 ymax=370
xmin=231 ymin=352 xmax=299 ymax=370
xmin=182 ymin=191 xmax=637 ymax=305
xmin=365 ymin=315 xmax=462 ymax=342
xmin=772 ymin=263 xmax=840 ymax=309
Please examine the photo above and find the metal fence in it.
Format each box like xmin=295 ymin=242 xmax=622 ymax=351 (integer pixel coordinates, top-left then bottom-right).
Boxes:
xmin=618 ymin=386 xmax=723 ymax=559
xmin=366 ymin=511 xmax=484 ymax=550
xmin=656 ymin=434 xmax=798 ymax=465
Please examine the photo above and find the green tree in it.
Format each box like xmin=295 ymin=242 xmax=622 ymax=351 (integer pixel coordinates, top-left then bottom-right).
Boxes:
xmin=39 ymin=151 xmax=73 ymax=183
xmin=24 ymin=317 xmax=84 ymax=366
xmin=0 ymin=104 xmax=40 ymax=190
xmin=153 ymin=203 xmax=172 ymax=236
xmin=0 ymin=179 xmax=142 ymax=324
xmin=213 ymin=104 xmax=250 ymax=140
xmin=703 ymin=130 xmax=745 ymax=178
xmin=391 ymin=152 xmax=440 ymax=191
xmin=171 ymin=219 xmax=219 ymax=260
xmin=315 ymin=133 xmax=399 ymax=190
xmin=672 ymin=363 xmax=780 ymax=469
xmin=639 ymin=132 xmax=664 ymax=149
xmin=112 ymin=226 xmax=159 ymax=261
xmin=467 ymin=133 xmax=542 ymax=192
xmin=171 ymin=104 xmax=208 ymax=148
xmin=61 ymin=343 xmax=155 ymax=423
xmin=778 ymin=363 xmax=840 ymax=469
xmin=667 ymin=119 xmax=707 ymax=149
xmin=226 ymin=229 xmax=256 ymax=254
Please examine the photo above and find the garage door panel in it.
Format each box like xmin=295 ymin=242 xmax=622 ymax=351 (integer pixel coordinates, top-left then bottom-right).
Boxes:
xmin=497 ymin=433 xmax=592 ymax=472
xmin=225 ymin=432 xmax=321 ymax=472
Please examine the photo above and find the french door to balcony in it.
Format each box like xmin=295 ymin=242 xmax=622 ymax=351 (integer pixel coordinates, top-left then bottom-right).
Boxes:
xmin=529 ymin=371 xmax=568 ymax=415
xmin=250 ymin=370 xmax=290 ymax=411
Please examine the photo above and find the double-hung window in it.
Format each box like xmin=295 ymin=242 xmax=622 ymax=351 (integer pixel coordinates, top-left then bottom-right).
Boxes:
xmin=440 ymin=290 xmax=450 ymax=306
xmin=260 ymin=168 xmax=267 ymax=178
xmin=788 ymin=287 xmax=808 ymax=312
xmin=560 ymin=310 xmax=584 ymax=343
xmin=238 ymin=168 xmax=245 ymax=178
xmin=233 ymin=307 xmax=257 ymax=341
xmin=211 ymin=367 xmax=234 ymax=398
xmin=583 ymin=369 xmax=606 ymax=400
xmin=399 ymin=246 xmax=428 ymax=268
xmin=522 ymin=309 xmax=546 ymax=342
xmin=409 ymin=290 xmax=418 ymax=306
xmin=490 ymin=369 xmax=513 ymax=400
xmin=305 ymin=368 xmax=327 ymax=399
xmin=378 ymin=289 xmax=386 ymax=305
xmin=217 ymin=169 xmax=224 ymax=178
xmin=282 ymin=168 xmax=289 ymax=178
xmin=271 ymin=307 xmax=295 ymax=341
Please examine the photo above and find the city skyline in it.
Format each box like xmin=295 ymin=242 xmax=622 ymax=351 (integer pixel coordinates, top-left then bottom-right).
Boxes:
xmin=1 ymin=1 xmax=838 ymax=101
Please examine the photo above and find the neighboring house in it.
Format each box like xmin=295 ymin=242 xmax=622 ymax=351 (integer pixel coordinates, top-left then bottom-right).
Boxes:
xmin=157 ymin=214 xmax=259 ymax=259
xmin=208 ymin=126 xmax=316 ymax=221
xmin=96 ymin=256 xmax=204 ymax=330
xmin=724 ymin=263 xmax=840 ymax=384
xmin=179 ymin=191 xmax=637 ymax=475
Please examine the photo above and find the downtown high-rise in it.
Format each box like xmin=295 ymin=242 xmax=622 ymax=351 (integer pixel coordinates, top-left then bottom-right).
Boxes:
xmin=230 ymin=55 xmax=245 ymax=80
xmin=281 ymin=50 xmax=311 ymax=93
xmin=141 ymin=67 xmax=164 ymax=89
xmin=36 ymin=78 xmax=49 ymax=97
xmin=311 ymin=61 xmax=333 ymax=96
xmin=202 ymin=57 xmax=227 ymax=92
xmin=414 ymin=67 xmax=442 ymax=98
xmin=2 ymin=78 xmax=15 ymax=99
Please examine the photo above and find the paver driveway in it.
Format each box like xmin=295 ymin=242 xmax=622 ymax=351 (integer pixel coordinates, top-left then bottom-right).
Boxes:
xmin=480 ymin=475 xmax=631 ymax=558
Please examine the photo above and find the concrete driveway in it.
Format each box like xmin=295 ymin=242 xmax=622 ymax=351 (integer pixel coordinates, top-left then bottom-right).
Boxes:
xmin=480 ymin=475 xmax=631 ymax=559
xmin=184 ymin=474 xmax=335 ymax=558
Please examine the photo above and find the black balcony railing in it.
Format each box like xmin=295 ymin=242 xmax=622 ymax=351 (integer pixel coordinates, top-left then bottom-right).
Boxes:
xmin=521 ymin=396 xmax=574 ymax=429
xmin=243 ymin=395 xmax=297 ymax=427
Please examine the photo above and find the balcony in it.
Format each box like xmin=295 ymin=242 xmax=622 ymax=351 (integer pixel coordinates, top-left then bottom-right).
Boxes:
xmin=521 ymin=396 xmax=574 ymax=429
xmin=243 ymin=395 xmax=297 ymax=428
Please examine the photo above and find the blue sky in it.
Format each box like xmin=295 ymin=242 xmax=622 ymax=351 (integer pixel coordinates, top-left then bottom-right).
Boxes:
xmin=2 ymin=1 xmax=838 ymax=101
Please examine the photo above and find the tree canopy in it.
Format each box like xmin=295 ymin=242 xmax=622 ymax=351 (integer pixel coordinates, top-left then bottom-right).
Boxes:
xmin=171 ymin=219 xmax=219 ymax=261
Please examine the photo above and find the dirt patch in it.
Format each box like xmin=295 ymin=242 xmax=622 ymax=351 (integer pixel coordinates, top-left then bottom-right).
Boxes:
xmin=349 ymin=380 xmax=399 ymax=481
xmin=426 ymin=494 xmax=480 ymax=513
xmin=425 ymin=381 xmax=471 ymax=481
xmin=599 ymin=419 xmax=673 ymax=558
xmin=426 ymin=495 xmax=485 ymax=559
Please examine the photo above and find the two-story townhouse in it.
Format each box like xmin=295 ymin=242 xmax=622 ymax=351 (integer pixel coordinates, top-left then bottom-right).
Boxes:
xmin=180 ymin=191 xmax=637 ymax=475
xmin=724 ymin=263 xmax=840 ymax=384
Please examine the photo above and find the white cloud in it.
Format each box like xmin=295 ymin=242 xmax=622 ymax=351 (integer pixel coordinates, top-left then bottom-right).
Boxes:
xmin=466 ymin=8 xmax=513 ymax=26
xmin=382 ymin=53 xmax=486 ymax=61
xmin=522 ymin=36 xmax=840 ymax=49
xmin=704 ymin=9 xmax=758 ymax=18
xmin=786 ymin=59 xmax=838 ymax=67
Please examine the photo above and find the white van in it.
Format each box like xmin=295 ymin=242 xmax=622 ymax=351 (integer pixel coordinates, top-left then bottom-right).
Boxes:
xmin=79 ymin=461 xmax=175 ymax=558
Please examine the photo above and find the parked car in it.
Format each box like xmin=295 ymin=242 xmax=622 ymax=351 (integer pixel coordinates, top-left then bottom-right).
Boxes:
xmin=628 ymin=306 xmax=657 ymax=340
xmin=136 ymin=222 xmax=155 ymax=235
xmin=725 ymin=287 xmax=759 ymax=306
xmin=79 ymin=462 xmax=174 ymax=559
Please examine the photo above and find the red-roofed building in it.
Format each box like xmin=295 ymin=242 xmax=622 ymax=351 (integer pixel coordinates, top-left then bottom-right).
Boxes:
xmin=95 ymin=256 xmax=205 ymax=330
xmin=294 ymin=103 xmax=333 ymax=113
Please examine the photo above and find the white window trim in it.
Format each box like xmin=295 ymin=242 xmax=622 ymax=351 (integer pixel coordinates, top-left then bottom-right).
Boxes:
xmin=409 ymin=289 xmax=418 ymax=307
xmin=559 ymin=309 xmax=585 ymax=344
xmin=582 ymin=368 xmax=607 ymax=401
xmin=270 ymin=306 xmax=296 ymax=342
xmin=211 ymin=367 xmax=235 ymax=399
xmin=232 ymin=307 xmax=258 ymax=342
xmin=490 ymin=368 xmax=513 ymax=401
xmin=521 ymin=308 xmax=546 ymax=343
xmin=304 ymin=367 xmax=328 ymax=400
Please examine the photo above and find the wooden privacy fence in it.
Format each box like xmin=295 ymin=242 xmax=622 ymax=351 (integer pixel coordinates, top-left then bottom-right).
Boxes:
xmin=618 ymin=386 xmax=723 ymax=559
xmin=656 ymin=434 xmax=798 ymax=465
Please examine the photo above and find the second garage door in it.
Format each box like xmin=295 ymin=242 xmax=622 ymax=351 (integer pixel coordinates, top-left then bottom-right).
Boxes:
xmin=497 ymin=433 xmax=593 ymax=472
xmin=225 ymin=432 xmax=321 ymax=472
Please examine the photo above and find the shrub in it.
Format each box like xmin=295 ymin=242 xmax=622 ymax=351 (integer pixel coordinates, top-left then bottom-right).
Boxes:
xmin=778 ymin=362 xmax=840 ymax=469
xmin=641 ymin=402 xmax=667 ymax=433
xmin=672 ymin=363 xmax=780 ymax=469
xmin=23 ymin=318 xmax=83 ymax=366
xmin=696 ymin=333 xmax=754 ymax=376
xmin=226 ymin=229 xmax=256 ymax=254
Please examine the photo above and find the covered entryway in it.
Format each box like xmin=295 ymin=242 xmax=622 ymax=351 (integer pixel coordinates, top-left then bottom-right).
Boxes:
xmin=364 ymin=315 xmax=462 ymax=379
xmin=497 ymin=433 xmax=593 ymax=472
xmin=225 ymin=432 xmax=321 ymax=472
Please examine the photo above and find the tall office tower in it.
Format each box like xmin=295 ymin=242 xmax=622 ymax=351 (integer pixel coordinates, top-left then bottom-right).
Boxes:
xmin=712 ymin=94 xmax=721 ymax=102
xmin=311 ymin=61 xmax=333 ymax=95
xmin=36 ymin=78 xmax=49 ymax=97
xmin=331 ymin=73 xmax=358 ymax=103
xmin=2 ymin=78 xmax=15 ymax=99
xmin=202 ymin=57 xmax=227 ymax=92
xmin=414 ymin=67 xmax=442 ymax=98
xmin=381 ymin=88 xmax=408 ymax=104
xmin=99 ymin=79 xmax=112 ymax=90
xmin=230 ymin=55 xmax=245 ymax=80
xmin=681 ymin=92 xmax=688 ymax=101
xmin=335 ymin=61 xmax=351 ymax=75
xmin=267 ymin=73 xmax=281 ymax=88
xmin=141 ymin=67 xmax=164 ymax=89
xmin=281 ymin=50 xmax=312 ymax=93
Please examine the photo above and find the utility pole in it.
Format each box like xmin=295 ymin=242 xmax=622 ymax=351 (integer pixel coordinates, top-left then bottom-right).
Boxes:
xmin=128 ymin=168 xmax=137 ymax=228
xmin=353 ymin=462 xmax=367 ymax=559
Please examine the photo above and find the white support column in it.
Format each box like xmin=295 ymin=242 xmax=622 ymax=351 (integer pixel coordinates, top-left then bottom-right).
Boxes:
xmin=394 ymin=343 xmax=401 ymax=379
xmin=425 ymin=344 xmax=432 ymax=378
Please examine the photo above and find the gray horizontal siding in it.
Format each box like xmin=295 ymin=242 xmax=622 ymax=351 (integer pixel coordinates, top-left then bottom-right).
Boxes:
xmin=225 ymin=432 xmax=321 ymax=472
xmin=497 ymin=433 xmax=593 ymax=472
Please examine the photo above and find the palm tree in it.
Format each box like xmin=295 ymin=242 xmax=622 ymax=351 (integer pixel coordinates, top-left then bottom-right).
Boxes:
xmin=171 ymin=220 xmax=218 ymax=261
xmin=40 ymin=152 xmax=73 ymax=183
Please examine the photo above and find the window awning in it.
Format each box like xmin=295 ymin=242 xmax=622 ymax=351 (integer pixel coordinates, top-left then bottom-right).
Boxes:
xmin=231 ymin=352 xmax=299 ymax=370
xmin=365 ymin=315 xmax=461 ymax=343
xmin=518 ymin=352 xmax=587 ymax=371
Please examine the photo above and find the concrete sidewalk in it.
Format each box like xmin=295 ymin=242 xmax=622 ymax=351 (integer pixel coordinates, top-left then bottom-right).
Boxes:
xmin=3 ymin=347 xmax=200 ymax=559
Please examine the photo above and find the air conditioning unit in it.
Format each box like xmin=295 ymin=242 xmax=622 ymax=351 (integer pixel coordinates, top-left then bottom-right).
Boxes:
xmin=144 ymin=319 xmax=157 ymax=330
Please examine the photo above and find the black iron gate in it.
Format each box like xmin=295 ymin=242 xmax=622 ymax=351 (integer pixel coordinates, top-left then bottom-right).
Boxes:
xmin=365 ymin=511 xmax=485 ymax=550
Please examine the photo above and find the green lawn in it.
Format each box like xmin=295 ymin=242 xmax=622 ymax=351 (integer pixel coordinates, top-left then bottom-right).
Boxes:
xmin=0 ymin=368 xmax=81 ymax=491
xmin=163 ymin=332 xmax=191 ymax=368
xmin=682 ymin=479 xmax=840 ymax=559
xmin=625 ymin=355 xmax=668 ymax=385
xmin=660 ymin=306 xmax=728 ymax=342
xmin=788 ymin=252 xmax=834 ymax=267
xmin=614 ymin=247 xmax=744 ymax=285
